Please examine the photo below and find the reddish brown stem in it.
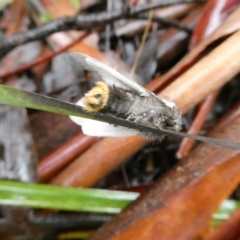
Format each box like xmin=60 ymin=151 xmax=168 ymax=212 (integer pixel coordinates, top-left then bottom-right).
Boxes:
xmin=38 ymin=133 xmax=96 ymax=183
xmin=176 ymin=90 xmax=219 ymax=160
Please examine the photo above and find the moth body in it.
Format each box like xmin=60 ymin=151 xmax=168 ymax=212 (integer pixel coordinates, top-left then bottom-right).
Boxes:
xmin=82 ymin=80 xmax=182 ymax=140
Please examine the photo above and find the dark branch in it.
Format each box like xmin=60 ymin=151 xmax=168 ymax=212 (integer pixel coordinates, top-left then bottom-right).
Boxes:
xmin=0 ymin=0 xmax=204 ymax=58
xmin=136 ymin=14 xmax=192 ymax=33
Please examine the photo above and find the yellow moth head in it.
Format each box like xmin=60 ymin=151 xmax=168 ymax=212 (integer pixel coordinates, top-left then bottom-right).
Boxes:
xmin=83 ymin=81 xmax=109 ymax=112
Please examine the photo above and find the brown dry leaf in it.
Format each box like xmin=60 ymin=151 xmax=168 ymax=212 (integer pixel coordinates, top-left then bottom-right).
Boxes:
xmin=189 ymin=0 xmax=240 ymax=48
xmin=148 ymin=5 xmax=240 ymax=92
xmin=41 ymin=0 xmax=79 ymax=18
xmin=0 ymin=1 xmax=43 ymax=75
xmin=89 ymin=103 xmax=240 ymax=240
xmin=159 ymin=30 xmax=240 ymax=112
xmin=2 ymin=0 xmax=26 ymax=36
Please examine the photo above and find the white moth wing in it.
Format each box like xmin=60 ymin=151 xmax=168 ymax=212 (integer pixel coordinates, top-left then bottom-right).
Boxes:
xmin=70 ymin=116 xmax=140 ymax=137
xmin=70 ymin=99 xmax=140 ymax=137
xmin=69 ymin=52 xmax=150 ymax=96
xmin=69 ymin=52 xmax=153 ymax=137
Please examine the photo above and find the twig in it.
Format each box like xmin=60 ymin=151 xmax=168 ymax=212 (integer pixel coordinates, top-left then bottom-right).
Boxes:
xmin=136 ymin=15 xmax=193 ymax=33
xmin=130 ymin=10 xmax=154 ymax=76
xmin=0 ymin=0 xmax=205 ymax=58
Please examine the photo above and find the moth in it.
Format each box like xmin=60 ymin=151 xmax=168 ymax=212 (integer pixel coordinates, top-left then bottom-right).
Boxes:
xmin=69 ymin=52 xmax=182 ymax=141
xmin=69 ymin=52 xmax=240 ymax=150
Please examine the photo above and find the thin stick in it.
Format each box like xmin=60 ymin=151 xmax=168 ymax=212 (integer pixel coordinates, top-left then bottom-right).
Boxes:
xmin=130 ymin=10 xmax=154 ymax=76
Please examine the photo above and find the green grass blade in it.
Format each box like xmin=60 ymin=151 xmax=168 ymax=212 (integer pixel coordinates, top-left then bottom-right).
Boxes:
xmin=0 ymin=84 xmax=167 ymax=136
xmin=0 ymin=180 xmax=139 ymax=213
xmin=0 ymin=84 xmax=93 ymax=119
